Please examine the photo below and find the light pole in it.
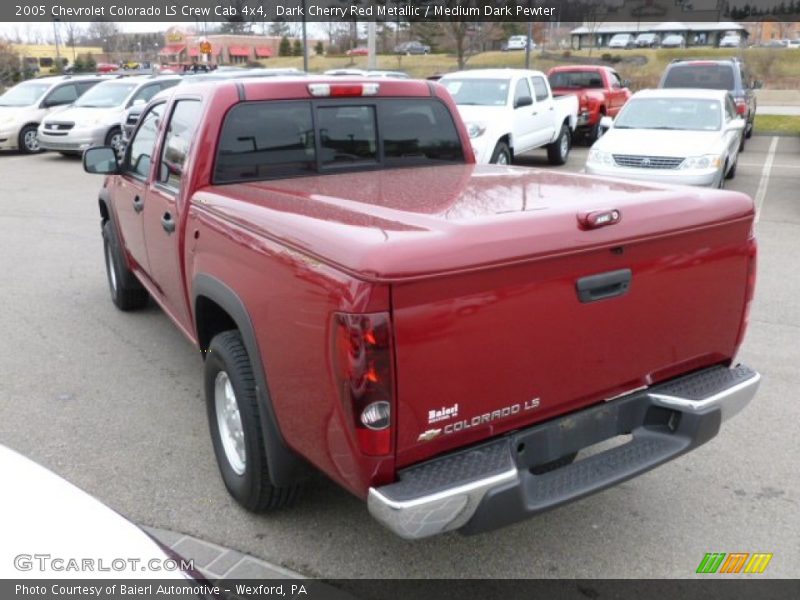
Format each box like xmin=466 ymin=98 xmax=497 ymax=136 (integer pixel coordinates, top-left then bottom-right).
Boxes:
xmin=52 ymin=18 xmax=61 ymax=71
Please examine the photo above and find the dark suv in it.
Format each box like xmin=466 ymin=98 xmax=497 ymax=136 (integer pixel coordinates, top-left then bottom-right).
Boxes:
xmin=658 ymin=58 xmax=759 ymax=149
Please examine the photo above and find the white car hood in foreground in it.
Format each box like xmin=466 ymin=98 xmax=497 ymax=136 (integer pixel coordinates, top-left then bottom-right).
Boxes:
xmin=594 ymin=128 xmax=724 ymax=157
xmin=0 ymin=445 xmax=183 ymax=579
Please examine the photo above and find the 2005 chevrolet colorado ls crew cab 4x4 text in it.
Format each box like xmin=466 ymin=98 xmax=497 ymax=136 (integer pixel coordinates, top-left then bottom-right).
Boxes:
xmin=83 ymin=76 xmax=760 ymax=539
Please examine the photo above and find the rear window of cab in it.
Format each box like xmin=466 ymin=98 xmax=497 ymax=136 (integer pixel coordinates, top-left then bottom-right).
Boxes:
xmin=214 ymin=98 xmax=465 ymax=183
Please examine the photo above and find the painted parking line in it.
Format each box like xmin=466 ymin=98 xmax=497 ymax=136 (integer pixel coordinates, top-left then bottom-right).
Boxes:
xmin=739 ymin=162 xmax=800 ymax=170
xmin=754 ymin=136 xmax=779 ymax=224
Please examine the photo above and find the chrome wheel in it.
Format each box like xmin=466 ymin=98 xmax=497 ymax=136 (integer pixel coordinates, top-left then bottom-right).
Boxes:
xmin=24 ymin=129 xmax=39 ymax=152
xmin=105 ymin=241 xmax=117 ymax=295
xmin=215 ymin=371 xmax=246 ymax=475
xmin=559 ymin=132 xmax=569 ymax=159
xmin=496 ymin=151 xmax=509 ymax=165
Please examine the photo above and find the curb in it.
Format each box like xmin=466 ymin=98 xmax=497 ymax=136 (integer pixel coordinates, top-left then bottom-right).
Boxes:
xmin=142 ymin=525 xmax=304 ymax=581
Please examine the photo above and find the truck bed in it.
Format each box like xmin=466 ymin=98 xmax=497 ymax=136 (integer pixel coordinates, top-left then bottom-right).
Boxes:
xmin=194 ymin=164 xmax=755 ymax=467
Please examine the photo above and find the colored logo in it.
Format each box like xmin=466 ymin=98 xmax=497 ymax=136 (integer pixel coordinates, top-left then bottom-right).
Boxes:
xmin=696 ymin=552 xmax=773 ymax=574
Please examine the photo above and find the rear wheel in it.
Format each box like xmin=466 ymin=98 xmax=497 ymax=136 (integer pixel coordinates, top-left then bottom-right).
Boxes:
xmin=102 ymin=220 xmax=148 ymax=310
xmin=205 ymin=330 xmax=300 ymax=512
xmin=547 ymin=124 xmax=571 ymax=165
xmin=18 ymin=125 xmax=40 ymax=154
xmin=489 ymin=141 xmax=511 ymax=165
xmin=745 ymin=118 xmax=754 ymax=139
xmin=738 ymin=132 xmax=746 ymax=153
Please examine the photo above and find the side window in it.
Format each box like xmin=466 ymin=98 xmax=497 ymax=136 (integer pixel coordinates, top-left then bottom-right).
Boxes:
xmin=610 ymin=71 xmax=623 ymax=88
xmin=159 ymin=79 xmax=180 ymax=92
xmin=130 ymin=84 xmax=160 ymax=106
xmin=124 ymin=103 xmax=164 ymax=179
xmin=159 ymin=100 xmax=202 ymax=190
xmin=725 ymin=95 xmax=736 ymax=121
xmin=76 ymin=82 xmax=97 ymax=96
xmin=531 ymin=76 xmax=549 ymax=102
xmin=513 ymin=78 xmax=532 ymax=107
xmin=43 ymin=84 xmax=78 ymax=107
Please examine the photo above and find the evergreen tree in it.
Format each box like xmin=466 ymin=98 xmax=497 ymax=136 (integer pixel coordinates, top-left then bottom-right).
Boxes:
xmin=279 ymin=37 xmax=292 ymax=57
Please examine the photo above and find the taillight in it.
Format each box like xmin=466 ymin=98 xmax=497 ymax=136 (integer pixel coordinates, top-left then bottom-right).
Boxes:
xmin=735 ymin=98 xmax=747 ymax=116
xmin=734 ymin=237 xmax=757 ymax=350
xmin=332 ymin=312 xmax=393 ymax=456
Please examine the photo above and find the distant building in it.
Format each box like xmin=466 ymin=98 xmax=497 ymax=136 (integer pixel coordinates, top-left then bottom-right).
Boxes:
xmin=158 ymin=27 xmax=320 ymax=65
xmin=10 ymin=43 xmax=104 ymax=72
xmin=570 ymin=22 xmax=748 ymax=49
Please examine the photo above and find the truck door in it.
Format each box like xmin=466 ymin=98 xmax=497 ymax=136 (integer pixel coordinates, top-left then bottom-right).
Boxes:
xmin=607 ymin=70 xmax=627 ymax=116
xmin=511 ymin=77 xmax=538 ymax=153
xmin=112 ymin=102 xmax=165 ymax=275
xmin=529 ymin=75 xmax=556 ymax=146
xmin=142 ymin=99 xmax=202 ymax=331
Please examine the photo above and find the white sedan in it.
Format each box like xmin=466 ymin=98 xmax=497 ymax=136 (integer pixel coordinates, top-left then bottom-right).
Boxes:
xmin=586 ymin=88 xmax=744 ymax=188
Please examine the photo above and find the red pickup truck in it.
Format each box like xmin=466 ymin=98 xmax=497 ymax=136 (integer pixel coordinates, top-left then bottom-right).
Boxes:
xmin=83 ymin=76 xmax=760 ymax=539
xmin=548 ymin=66 xmax=632 ymax=142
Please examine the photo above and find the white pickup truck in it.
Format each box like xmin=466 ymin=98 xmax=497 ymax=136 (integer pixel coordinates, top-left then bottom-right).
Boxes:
xmin=440 ymin=68 xmax=579 ymax=165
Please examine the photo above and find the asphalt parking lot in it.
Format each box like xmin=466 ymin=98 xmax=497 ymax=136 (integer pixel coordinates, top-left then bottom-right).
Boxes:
xmin=1 ymin=136 xmax=798 ymax=578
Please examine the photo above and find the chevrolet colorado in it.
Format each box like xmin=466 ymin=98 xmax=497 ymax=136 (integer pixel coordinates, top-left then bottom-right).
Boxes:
xmin=82 ymin=76 xmax=760 ymax=539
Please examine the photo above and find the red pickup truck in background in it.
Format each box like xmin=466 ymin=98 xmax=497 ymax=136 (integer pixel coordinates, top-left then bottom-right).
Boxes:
xmin=548 ymin=66 xmax=632 ymax=142
xmin=83 ymin=76 xmax=759 ymax=539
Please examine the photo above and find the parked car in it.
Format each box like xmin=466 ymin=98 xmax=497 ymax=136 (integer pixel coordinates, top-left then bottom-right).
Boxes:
xmin=81 ymin=75 xmax=759 ymax=539
xmin=0 ymin=444 xmax=207 ymax=585
xmin=608 ymin=33 xmax=635 ymax=49
xmin=661 ymin=34 xmax=686 ymax=48
xmin=366 ymin=70 xmax=410 ymax=79
xmin=586 ymin=89 xmax=744 ymax=188
xmin=784 ymin=39 xmax=800 ymax=48
xmin=394 ymin=41 xmax=431 ymax=55
xmin=440 ymin=68 xmax=578 ymax=165
xmin=719 ymin=34 xmax=742 ymax=48
xmin=323 ymin=68 xmax=368 ymax=77
xmin=346 ymin=46 xmax=369 ymax=57
xmin=38 ymin=75 xmax=180 ymax=156
xmin=503 ymin=35 xmax=536 ymax=51
xmin=634 ymin=33 xmax=660 ymax=48
xmin=659 ymin=57 xmax=758 ymax=147
xmin=96 ymin=62 xmax=120 ymax=73
xmin=548 ymin=65 xmax=631 ymax=142
xmin=0 ymin=76 xmax=108 ymax=153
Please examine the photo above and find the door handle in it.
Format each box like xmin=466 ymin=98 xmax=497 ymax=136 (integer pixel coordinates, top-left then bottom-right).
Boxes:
xmin=576 ymin=269 xmax=632 ymax=303
xmin=549 ymin=106 xmax=554 ymax=111
xmin=532 ymin=111 xmax=538 ymax=115
xmin=132 ymin=195 xmax=144 ymax=213
xmin=161 ymin=212 xmax=175 ymax=234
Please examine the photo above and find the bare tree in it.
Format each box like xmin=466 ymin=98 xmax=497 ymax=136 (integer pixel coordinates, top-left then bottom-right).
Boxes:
xmin=61 ymin=22 xmax=84 ymax=62
xmin=438 ymin=22 xmax=502 ymax=70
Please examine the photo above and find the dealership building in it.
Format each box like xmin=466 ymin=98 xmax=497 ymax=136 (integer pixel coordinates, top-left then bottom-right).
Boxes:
xmin=158 ymin=27 xmax=319 ymax=65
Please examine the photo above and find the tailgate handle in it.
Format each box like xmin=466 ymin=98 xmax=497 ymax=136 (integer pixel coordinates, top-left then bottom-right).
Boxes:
xmin=576 ymin=269 xmax=631 ymax=303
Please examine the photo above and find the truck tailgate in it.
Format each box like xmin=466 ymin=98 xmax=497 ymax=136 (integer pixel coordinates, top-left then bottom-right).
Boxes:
xmin=392 ymin=199 xmax=754 ymax=468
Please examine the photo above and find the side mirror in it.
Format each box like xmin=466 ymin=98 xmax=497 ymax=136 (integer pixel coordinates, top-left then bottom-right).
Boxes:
xmin=514 ymin=95 xmax=533 ymax=109
xmin=621 ymin=79 xmax=631 ymax=88
xmin=728 ymin=118 xmax=746 ymax=131
xmin=753 ymin=80 xmax=763 ymax=89
xmin=599 ymin=116 xmax=614 ymax=130
xmin=83 ymin=146 xmax=120 ymax=175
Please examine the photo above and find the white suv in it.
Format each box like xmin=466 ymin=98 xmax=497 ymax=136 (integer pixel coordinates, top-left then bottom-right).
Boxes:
xmin=0 ymin=76 xmax=106 ymax=153
xmin=38 ymin=76 xmax=180 ymax=156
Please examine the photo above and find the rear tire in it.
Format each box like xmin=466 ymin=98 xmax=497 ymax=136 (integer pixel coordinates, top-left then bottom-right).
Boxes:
xmin=738 ymin=132 xmax=746 ymax=153
xmin=489 ymin=141 xmax=511 ymax=165
xmin=745 ymin=119 xmax=754 ymax=139
xmin=547 ymin=124 xmax=571 ymax=165
xmin=102 ymin=220 xmax=148 ymax=311
xmin=205 ymin=330 xmax=300 ymax=512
